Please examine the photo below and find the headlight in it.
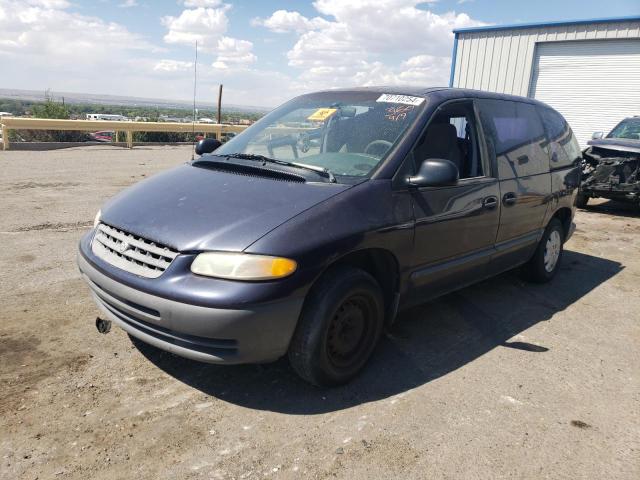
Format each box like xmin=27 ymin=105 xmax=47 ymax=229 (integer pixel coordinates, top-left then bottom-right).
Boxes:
xmin=190 ymin=252 xmax=297 ymax=280
xmin=93 ymin=210 xmax=101 ymax=228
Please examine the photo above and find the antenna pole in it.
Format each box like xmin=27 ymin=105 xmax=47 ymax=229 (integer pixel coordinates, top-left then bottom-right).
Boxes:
xmin=191 ymin=40 xmax=198 ymax=161
xmin=217 ymin=84 xmax=223 ymax=125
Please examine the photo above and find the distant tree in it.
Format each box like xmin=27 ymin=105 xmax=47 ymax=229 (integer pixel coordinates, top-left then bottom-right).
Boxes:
xmin=25 ymin=91 xmax=89 ymax=142
xmin=31 ymin=91 xmax=70 ymax=119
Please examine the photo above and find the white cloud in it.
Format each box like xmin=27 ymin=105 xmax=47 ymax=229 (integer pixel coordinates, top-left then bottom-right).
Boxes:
xmin=25 ymin=0 xmax=70 ymax=7
xmin=396 ymin=54 xmax=452 ymax=84
xmin=0 ymin=0 xmax=156 ymax=60
xmin=154 ymin=59 xmax=194 ymax=72
xmin=251 ymin=10 xmax=329 ymax=33
xmin=306 ymin=0 xmax=480 ymax=57
xmin=161 ymin=2 xmax=255 ymax=69
xmin=255 ymin=0 xmax=485 ymax=92
xmin=212 ymin=37 xmax=256 ymax=69
xmin=118 ymin=0 xmax=138 ymax=8
xmin=162 ymin=6 xmax=230 ymax=51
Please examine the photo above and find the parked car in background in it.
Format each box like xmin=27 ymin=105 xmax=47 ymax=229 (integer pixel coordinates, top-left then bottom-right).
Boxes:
xmin=90 ymin=131 xmax=114 ymax=142
xmin=578 ymin=116 xmax=640 ymax=208
xmin=86 ymin=114 xmax=128 ymax=121
xmin=78 ymin=87 xmax=580 ymax=386
xmin=221 ymin=132 xmax=236 ymax=142
xmin=194 ymin=132 xmax=236 ymax=143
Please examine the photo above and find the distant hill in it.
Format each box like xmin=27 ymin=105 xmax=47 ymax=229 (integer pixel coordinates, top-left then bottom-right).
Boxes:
xmin=0 ymin=88 xmax=272 ymax=114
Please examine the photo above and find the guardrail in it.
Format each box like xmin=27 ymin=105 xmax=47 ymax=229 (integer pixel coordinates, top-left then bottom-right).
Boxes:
xmin=0 ymin=117 xmax=248 ymax=150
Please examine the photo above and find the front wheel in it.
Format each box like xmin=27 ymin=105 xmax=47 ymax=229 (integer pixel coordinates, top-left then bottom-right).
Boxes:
xmin=288 ymin=266 xmax=384 ymax=386
xmin=522 ymin=218 xmax=564 ymax=283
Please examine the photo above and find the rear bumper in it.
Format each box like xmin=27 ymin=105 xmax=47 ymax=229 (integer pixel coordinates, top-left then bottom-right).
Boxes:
xmin=77 ymin=252 xmax=304 ymax=364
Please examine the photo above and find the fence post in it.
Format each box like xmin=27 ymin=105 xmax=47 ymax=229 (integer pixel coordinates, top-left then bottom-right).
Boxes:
xmin=1 ymin=124 xmax=9 ymax=150
xmin=126 ymin=131 xmax=133 ymax=149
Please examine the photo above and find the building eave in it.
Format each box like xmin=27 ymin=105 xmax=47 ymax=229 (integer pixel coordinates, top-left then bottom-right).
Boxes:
xmin=453 ymin=15 xmax=640 ymax=35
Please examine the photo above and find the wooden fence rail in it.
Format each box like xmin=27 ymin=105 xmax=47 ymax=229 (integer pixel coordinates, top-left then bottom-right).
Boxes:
xmin=0 ymin=117 xmax=248 ymax=150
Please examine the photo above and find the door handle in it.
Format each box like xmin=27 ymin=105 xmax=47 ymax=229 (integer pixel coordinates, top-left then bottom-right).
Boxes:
xmin=482 ymin=196 xmax=498 ymax=209
xmin=503 ymin=192 xmax=517 ymax=206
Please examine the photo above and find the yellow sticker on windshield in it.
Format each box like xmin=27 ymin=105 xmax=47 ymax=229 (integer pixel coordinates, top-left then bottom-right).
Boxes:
xmin=307 ymin=108 xmax=337 ymax=122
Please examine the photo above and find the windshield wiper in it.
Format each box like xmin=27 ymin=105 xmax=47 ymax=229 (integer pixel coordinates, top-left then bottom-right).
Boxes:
xmin=223 ymin=153 xmax=336 ymax=183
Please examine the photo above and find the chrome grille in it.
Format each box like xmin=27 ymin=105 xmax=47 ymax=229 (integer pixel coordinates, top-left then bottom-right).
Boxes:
xmin=91 ymin=223 xmax=178 ymax=278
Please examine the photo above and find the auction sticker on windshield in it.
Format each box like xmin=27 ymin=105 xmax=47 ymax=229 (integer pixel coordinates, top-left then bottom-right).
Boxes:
xmin=376 ymin=94 xmax=425 ymax=106
xmin=308 ymin=108 xmax=338 ymax=121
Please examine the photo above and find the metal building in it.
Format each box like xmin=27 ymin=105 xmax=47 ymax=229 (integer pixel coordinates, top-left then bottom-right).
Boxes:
xmin=449 ymin=16 xmax=640 ymax=146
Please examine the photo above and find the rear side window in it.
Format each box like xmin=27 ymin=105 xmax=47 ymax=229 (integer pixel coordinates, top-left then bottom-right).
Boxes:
xmin=478 ymin=99 xmax=549 ymax=179
xmin=537 ymin=106 xmax=581 ymax=170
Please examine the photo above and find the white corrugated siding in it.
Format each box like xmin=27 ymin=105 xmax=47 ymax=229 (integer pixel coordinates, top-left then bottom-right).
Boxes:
xmin=530 ymin=39 xmax=640 ymax=147
xmin=452 ymin=20 xmax=640 ymax=146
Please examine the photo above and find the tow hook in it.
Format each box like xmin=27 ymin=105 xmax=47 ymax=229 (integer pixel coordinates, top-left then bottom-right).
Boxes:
xmin=95 ymin=317 xmax=112 ymax=334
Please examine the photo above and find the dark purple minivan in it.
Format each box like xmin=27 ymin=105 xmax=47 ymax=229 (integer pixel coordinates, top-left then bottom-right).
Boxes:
xmin=78 ymin=87 xmax=580 ymax=386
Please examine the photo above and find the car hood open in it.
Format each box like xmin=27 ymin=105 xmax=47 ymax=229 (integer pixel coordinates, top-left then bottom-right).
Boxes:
xmin=587 ymin=138 xmax=640 ymax=154
xmin=100 ymin=163 xmax=350 ymax=252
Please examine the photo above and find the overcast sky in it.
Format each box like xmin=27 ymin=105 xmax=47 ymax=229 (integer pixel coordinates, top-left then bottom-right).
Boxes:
xmin=1 ymin=0 xmax=638 ymax=107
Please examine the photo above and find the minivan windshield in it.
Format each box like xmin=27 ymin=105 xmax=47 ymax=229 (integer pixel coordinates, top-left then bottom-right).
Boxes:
xmin=214 ymin=91 xmax=426 ymax=183
xmin=607 ymin=118 xmax=640 ymax=140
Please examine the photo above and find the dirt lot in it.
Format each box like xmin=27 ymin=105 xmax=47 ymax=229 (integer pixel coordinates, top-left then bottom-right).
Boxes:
xmin=1 ymin=145 xmax=639 ymax=479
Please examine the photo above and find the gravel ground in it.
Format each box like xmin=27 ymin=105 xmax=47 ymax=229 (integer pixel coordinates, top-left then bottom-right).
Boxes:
xmin=1 ymin=146 xmax=639 ymax=480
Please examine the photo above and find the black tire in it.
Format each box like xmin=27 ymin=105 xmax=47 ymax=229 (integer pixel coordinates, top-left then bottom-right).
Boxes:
xmin=288 ymin=266 xmax=385 ymax=387
xmin=576 ymin=192 xmax=589 ymax=208
xmin=522 ymin=218 xmax=564 ymax=283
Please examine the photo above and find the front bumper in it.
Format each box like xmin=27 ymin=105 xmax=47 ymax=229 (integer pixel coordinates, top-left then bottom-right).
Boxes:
xmin=77 ymin=251 xmax=304 ymax=364
xmin=581 ymin=186 xmax=640 ymax=202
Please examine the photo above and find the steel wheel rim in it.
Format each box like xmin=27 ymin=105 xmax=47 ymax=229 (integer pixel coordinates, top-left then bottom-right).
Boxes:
xmin=326 ymin=294 xmax=374 ymax=370
xmin=544 ymin=230 xmax=561 ymax=273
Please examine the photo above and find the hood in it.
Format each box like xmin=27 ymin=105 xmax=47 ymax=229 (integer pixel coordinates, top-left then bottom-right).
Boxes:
xmin=100 ymin=163 xmax=350 ymax=252
xmin=587 ymin=138 xmax=640 ymax=154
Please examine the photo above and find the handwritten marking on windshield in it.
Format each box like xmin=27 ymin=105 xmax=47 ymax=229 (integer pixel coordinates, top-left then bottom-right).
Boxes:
xmin=385 ymin=105 xmax=414 ymax=122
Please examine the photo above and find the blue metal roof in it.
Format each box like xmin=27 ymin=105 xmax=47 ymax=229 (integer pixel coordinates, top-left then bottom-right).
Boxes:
xmin=453 ymin=15 xmax=640 ymax=34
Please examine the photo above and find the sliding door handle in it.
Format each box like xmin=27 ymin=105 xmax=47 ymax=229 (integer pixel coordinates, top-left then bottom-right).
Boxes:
xmin=503 ymin=192 xmax=517 ymax=206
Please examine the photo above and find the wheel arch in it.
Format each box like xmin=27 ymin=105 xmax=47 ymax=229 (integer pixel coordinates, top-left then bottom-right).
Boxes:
xmin=550 ymin=206 xmax=572 ymax=241
xmin=313 ymin=247 xmax=401 ymax=325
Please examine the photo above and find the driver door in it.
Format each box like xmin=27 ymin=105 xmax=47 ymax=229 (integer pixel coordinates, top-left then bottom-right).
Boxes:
xmin=407 ymin=99 xmax=500 ymax=303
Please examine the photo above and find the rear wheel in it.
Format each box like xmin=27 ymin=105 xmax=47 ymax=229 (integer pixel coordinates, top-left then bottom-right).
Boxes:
xmin=288 ymin=266 xmax=384 ymax=386
xmin=522 ymin=218 xmax=564 ymax=283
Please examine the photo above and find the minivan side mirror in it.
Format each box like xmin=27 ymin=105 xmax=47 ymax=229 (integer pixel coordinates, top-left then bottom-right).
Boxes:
xmin=195 ymin=138 xmax=222 ymax=155
xmin=407 ymin=158 xmax=459 ymax=187
xmin=591 ymin=131 xmax=604 ymax=140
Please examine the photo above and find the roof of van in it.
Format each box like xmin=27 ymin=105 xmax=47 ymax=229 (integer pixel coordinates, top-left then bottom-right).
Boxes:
xmin=311 ymin=86 xmax=548 ymax=106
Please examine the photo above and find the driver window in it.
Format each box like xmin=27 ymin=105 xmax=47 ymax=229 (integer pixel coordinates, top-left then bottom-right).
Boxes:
xmin=413 ymin=101 xmax=484 ymax=179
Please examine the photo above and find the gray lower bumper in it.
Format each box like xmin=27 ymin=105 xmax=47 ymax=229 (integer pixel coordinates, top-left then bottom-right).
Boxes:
xmin=78 ymin=253 xmax=304 ymax=364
